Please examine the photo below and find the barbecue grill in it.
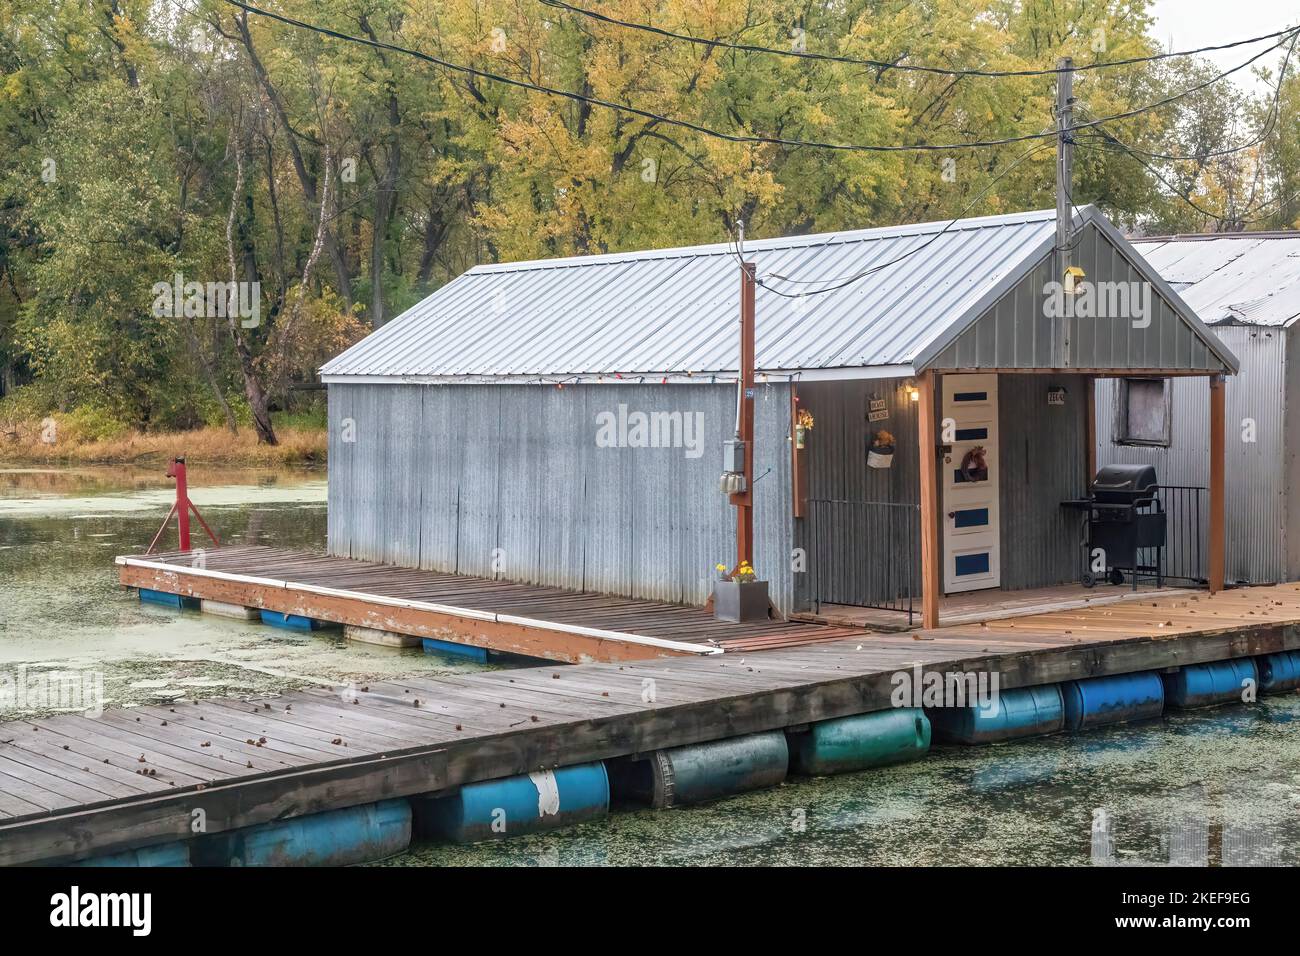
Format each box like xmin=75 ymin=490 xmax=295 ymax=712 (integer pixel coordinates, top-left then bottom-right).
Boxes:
xmin=1061 ymin=464 xmax=1167 ymax=589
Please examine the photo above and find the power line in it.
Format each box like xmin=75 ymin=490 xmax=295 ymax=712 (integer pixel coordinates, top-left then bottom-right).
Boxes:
xmin=1076 ymin=139 xmax=1296 ymax=226
xmin=753 ymin=142 xmax=1057 ymax=297
xmin=538 ymin=0 xmax=1299 ymax=80
xmin=1076 ymin=28 xmax=1300 ymax=163
xmin=221 ymin=1 xmax=1298 ymax=156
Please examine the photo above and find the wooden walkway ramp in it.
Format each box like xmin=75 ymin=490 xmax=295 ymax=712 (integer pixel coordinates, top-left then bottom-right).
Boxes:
xmin=117 ymin=546 xmax=855 ymax=662
xmin=5 ymin=582 xmax=1300 ymax=865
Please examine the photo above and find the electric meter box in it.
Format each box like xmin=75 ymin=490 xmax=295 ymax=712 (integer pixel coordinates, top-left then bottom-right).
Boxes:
xmin=722 ymin=439 xmax=746 ymax=475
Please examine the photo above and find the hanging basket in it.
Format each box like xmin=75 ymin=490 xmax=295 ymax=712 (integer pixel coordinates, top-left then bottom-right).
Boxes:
xmin=795 ymin=425 xmax=808 ymax=450
xmin=868 ymin=444 xmax=895 ymax=469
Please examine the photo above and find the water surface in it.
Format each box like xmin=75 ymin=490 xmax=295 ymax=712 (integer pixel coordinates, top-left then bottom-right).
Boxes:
xmin=2 ymin=464 xmax=1297 ymax=866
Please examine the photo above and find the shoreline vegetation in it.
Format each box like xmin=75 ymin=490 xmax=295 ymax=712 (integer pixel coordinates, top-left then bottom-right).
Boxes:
xmin=0 ymin=419 xmax=327 ymax=467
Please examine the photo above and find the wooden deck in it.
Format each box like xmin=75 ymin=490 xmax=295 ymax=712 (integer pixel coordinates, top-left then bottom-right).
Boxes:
xmin=5 ymin=582 xmax=1300 ymax=865
xmin=799 ymin=582 xmax=1194 ymax=631
xmin=117 ymin=546 xmax=857 ymax=662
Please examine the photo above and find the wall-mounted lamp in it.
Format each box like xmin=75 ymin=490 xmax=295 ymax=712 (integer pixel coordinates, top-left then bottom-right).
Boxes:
xmin=901 ymin=379 xmax=920 ymax=402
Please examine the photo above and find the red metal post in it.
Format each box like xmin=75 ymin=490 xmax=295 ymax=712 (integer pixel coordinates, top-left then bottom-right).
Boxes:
xmin=146 ymin=457 xmax=220 ymax=555
xmin=168 ymin=458 xmax=192 ymax=551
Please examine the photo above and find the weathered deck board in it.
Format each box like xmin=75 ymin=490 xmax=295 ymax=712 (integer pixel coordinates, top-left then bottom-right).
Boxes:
xmin=6 ymin=581 xmax=1300 ymax=863
xmin=116 ymin=546 xmax=858 ymax=662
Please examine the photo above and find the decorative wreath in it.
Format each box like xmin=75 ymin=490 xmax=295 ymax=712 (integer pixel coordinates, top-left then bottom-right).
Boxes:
xmin=960 ymin=445 xmax=988 ymax=482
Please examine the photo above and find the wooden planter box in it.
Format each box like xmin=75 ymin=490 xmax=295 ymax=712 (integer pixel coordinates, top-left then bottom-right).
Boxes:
xmin=714 ymin=580 xmax=769 ymax=623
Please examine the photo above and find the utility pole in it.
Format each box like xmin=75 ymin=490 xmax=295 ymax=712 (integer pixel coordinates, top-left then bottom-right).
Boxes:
xmin=1056 ymin=55 xmax=1075 ymax=367
xmin=731 ymin=256 xmax=757 ymax=571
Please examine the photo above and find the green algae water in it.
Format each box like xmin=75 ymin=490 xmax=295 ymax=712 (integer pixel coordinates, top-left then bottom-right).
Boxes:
xmin=2 ymin=465 xmax=1298 ymax=866
xmin=0 ymin=465 xmax=496 ymax=717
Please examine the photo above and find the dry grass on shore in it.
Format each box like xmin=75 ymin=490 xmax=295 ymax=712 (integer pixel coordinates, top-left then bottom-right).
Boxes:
xmin=0 ymin=422 xmax=327 ymax=466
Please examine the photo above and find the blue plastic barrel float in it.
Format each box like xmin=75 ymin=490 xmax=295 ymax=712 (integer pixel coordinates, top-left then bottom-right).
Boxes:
xmin=1257 ymin=650 xmax=1300 ymax=695
xmin=1163 ymin=658 xmax=1259 ymax=709
xmin=608 ymin=731 xmax=788 ymax=808
xmin=1062 ymin=672 xmax=1165 ymax=732
xmin=415 ymin=762 xmax=609 ymax=843
xmin=788 ymin=709 xmax=930 ymax=775
xmin=928 ymin=684 xmax=1064 ymax=744
xmin=70 ymin=842 xmax=191 ymax=867
xmin=259 ymin=609 xmax=324 ymax=631
xmin=421 ymin=637 xmax=489 ymax=663
xmin=138 ymin=588 xmax=199 ymax=610
xmin=194 ymin=799 xmax=411 ymax=866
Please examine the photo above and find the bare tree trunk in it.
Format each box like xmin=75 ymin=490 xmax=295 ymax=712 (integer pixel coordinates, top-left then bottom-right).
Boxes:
xmin=181 ymin=318 xmax=239 ymax=434
xmin=233 ymin=12 xmax=354 ymax=306
xmin=225 ymin=137 xmax=278 ymax=446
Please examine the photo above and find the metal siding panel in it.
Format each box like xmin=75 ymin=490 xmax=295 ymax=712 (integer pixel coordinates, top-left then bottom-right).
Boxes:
xmin=1095 ymin=328 xmax=1287 ymax=583
xmin=998 ymin=374 xmax=1088 ymax=589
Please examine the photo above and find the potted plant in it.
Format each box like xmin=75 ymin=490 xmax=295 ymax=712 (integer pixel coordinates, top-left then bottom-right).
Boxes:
xmin=868 ymin=429 xmax=896 ymax=469
xmin=795 ymin=408 xmax=814 ymax=449
xmin=712 ymin=561 xmax=769 ymax=622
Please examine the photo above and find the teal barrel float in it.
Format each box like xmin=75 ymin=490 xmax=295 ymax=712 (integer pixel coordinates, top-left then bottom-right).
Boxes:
xmin=608 ymin=731 xmax=788 ymax=808
xmin=928 ymin=684 xmax=1064 ymax=744
xmin=788 ymin=709 xmax=930 ymax=775
xmin=1257 ymin=650 xmax=1300 ymax=695
xmin=1062 ymin=672 xmax=1165 ymax=732
xmin=70 ymin=842 xmax=191 ymax=867
xmin=1163 ymin=658 xmax=1258 ymax=709
xmin=138 ymin=588 xmax=198 ymax=610
xmin=414 ymin=762 xmax=608 ymax=843
xmin=194 ymin=799 xmax=411 ymax=866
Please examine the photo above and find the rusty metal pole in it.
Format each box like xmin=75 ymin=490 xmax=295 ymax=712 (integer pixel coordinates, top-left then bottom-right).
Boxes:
xmin=172 ymin=458 xmax=192 ymax=552
xmin=730 ymin=261 xmax=757 ymax=569
xmin=1208 ymin=374 xmax=1226 ymax=593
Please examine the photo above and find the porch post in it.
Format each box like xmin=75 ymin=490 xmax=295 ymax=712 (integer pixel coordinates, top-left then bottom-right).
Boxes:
xmin=917 ymin=370 xmax=941 ymax=629
xmin=1083 ymin=375 xmax=1096 ymax=487
xmin=1208 ymin=373 xmax=1226 ymax=594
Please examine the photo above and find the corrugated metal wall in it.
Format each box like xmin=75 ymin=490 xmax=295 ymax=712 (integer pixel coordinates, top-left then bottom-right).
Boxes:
xmin=1096 ymin=326 xmax=1290 ymax=583
xmin=929 ymin=223 xmax=1224 ymax=373
xmin=793 ymin=373 xmax=1087 ymax=610
xmin=998 ymin=374 xmax=1090 ymax=589
xmin=328 ymin=382 xmax=795 ymax=612
xmin=794 ymin=376 xmax=921 ymax=610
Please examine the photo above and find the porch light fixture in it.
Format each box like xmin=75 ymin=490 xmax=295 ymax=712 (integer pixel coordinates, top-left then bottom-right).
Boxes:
xmin=1063 ymin=265 xmax=1086 ymax=295
xmin=902 ymin=379 xmax=920 ymax=402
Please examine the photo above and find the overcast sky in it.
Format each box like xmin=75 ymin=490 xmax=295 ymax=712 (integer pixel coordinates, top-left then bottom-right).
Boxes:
xmin=1149 ymin=0 xmax=1298 ymax=91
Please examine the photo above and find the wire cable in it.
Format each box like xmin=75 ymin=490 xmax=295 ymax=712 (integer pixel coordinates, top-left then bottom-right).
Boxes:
xmin=1075 ymin=28 xmax=1300 ymax=163
xmin=753 ymin=142 xmax=1057 ymax=297
xmin=538 ymin=0 xmax=1300 ymax=80
xmin=221 ymin=1 xmax=1298 ymax=156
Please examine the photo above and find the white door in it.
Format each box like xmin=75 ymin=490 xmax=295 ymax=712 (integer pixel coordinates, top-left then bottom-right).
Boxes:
xmin=941 ymin=374 xmax=1000 ymax=593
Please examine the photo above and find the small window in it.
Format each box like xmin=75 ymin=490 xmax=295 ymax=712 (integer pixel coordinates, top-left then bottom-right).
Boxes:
xmin=1114 ymin=378 xmax=1171 ymax=447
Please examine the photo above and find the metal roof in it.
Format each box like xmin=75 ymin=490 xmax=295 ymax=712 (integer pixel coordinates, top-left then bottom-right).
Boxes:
xmin=1133 ymin=233 xmax=1300 ymax=328
xmin=321 ymin=206 xmax=1233 ymax=381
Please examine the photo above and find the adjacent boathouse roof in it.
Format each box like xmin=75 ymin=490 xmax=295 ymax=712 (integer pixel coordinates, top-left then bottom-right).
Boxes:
xmin=1133 ymin=232 xmax=1300 ymax=328
xmin=322 ymin=205 xmax=1237 ymax=382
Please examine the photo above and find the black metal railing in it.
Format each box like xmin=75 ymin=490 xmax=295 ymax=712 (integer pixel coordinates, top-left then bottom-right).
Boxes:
xmin=805 ymin=497 xmax=921 ymax=623
xmin=1149 ymin=485 xmax=1206 ymax=585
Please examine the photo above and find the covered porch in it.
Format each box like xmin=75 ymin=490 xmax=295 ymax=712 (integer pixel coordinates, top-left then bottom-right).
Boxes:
xmin=790 ymin=370 xmax=1226 ymax=629
xmin=784 ymin=208 xmax=1238 ymax=629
